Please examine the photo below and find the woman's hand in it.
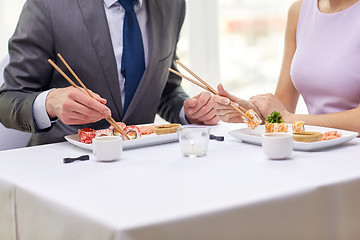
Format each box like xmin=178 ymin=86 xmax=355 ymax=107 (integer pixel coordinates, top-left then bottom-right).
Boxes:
xmin=212 ymin=84 xmax=262 ymax=123
xmin=249 ymin=93 xmax=294 ymax=122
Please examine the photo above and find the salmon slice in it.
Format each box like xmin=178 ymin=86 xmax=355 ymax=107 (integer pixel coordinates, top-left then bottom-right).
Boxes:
xmin=138 ymin=125 xmax=155 ymax=135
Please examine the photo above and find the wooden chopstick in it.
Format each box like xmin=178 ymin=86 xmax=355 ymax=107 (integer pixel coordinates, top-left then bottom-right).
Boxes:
xmin=176 ymin=60 xmax=218 ymax=95
xmin=168 ymin=68 xmax=213 ymax=93
xmin=168 ymin=63 xmax=247 ymax=117
xmin=48 ymin=57 xmax=130 ymax=140
xmin=57 ymin=54 xmax=95 ymax=99
xmin=56 ymin=55 xmax=130 ymax=139
xmin=175 ymin=61 xmax=248 ymax=116
xmin=51 ymin=55 xmax=130 ymax=140
xmin=176 ymin=61 xmax=248 ymax=112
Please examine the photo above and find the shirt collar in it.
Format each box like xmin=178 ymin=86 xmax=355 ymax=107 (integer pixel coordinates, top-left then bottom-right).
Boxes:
xmin=103 ymin=0 xmax=143 ymax=9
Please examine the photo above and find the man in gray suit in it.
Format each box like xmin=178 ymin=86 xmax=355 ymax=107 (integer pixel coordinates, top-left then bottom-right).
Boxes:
xmin=0 ymin=0 xmax=219 ymax=146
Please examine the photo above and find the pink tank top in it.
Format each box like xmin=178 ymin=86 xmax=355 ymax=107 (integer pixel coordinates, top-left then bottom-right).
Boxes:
xmin=290 ymin=0 xmax=360 ymax=114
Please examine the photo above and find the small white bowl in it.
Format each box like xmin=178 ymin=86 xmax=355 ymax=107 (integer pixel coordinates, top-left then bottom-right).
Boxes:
xmin=92 ymin=136 xmax=122 ymax=162
xmin=262 ymin=133 xmax=293 ymax=160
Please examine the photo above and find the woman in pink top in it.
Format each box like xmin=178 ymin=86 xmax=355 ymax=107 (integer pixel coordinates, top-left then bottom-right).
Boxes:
xmin=213 ymin=0 xmax=360 ymax=134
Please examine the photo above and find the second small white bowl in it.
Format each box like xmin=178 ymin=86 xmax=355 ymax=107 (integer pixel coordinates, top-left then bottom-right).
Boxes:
xmin=262 ymin=133 xmax=293 ymax=160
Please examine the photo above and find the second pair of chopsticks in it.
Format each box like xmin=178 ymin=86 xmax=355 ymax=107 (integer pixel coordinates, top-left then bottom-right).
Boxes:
xmin=168 ymin=60 xmax=248 ymax=117
xmin=48 ymin=53 xmax=130 ymax=140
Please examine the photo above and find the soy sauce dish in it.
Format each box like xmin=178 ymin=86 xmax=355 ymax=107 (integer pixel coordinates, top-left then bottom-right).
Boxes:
xmin=292 ymin=131 xmax=323 ymax=142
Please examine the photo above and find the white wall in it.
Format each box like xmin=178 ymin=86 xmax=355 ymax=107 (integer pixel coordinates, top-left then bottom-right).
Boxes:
xmin=0 ymin=0 xmax=26 ymax=58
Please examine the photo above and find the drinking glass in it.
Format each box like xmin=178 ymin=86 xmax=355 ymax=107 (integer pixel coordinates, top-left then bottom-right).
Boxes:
xmin=178 ymin=126 xmax=210 ymax=157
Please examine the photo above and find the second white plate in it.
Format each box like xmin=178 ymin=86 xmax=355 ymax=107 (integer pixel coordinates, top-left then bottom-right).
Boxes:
xmin=228 ymin=125 xmax=358 ymax=151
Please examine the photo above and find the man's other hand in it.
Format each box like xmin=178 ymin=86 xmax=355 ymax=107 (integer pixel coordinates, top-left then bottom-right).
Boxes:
xmin=184 ymin=91 xmax=220 ymax=125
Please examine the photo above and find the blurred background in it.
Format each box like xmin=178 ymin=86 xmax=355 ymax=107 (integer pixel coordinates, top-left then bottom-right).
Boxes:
xmin=0 ymin=0 xmax=307 ymax=117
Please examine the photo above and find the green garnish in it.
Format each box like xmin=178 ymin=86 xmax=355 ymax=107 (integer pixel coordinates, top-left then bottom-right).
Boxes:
xmin=265 ymin=111 xmax=284 ymax=123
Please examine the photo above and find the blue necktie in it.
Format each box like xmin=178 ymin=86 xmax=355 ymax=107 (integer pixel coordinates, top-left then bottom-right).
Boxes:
xmin=119 ymin=0 xmax=145 ymax=113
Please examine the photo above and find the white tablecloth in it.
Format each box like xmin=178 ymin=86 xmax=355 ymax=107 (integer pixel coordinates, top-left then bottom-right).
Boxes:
xmin=1 ymin=123 xmax=360 ymax=240
xmin=0 ymin=178 xmax=16 ymax=240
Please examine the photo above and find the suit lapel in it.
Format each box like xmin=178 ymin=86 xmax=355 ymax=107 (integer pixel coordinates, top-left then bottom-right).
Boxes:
xmin=123 ymin=0 xmax=164 ymax=120
xmin=76 ymin=0 xmax=123 ymax=120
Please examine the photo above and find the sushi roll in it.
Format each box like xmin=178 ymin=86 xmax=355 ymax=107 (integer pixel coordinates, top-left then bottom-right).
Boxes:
xmin=265 ymin=122 xmax=288 ymax=133
xmin=292 ymin=121 xmax=305 ymax=133
xmin=264 ymin=111 xmax=288 ymax=133
xmin=109 ymin=122 xmax=127 ymax=137
xmin=78 ymin=128 xmax=97 ymax=144
xmin=276 ymin=122 xmax=288 ymax=132
xmin=265 ymin=122 xmax=275 ymax=133
xmin=96 ymin=129 xmax=113 ymax=137
xmin=243 ymin=109 xmax=262 ymax=129
xmin=124 ymin=125 xmax=142 ymax=140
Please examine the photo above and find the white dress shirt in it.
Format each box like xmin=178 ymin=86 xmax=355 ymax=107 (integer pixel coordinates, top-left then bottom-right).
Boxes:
xmin=103 ymin=0 xmax=149 ymax=107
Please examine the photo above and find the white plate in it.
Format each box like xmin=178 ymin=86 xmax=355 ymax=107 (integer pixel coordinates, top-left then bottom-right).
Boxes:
xmin=228 ymin=125 xmax=358 ymax=151
xmin=65 ymin=132 xmax=178 ymax=151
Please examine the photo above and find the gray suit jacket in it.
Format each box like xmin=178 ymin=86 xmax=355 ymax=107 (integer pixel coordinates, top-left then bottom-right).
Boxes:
xmin=0 ymin=0 xmax=188 ymax=146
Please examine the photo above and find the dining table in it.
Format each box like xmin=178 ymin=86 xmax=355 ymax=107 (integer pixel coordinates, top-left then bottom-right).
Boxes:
xmin=1 ymin=122 xmax=360 ymax=240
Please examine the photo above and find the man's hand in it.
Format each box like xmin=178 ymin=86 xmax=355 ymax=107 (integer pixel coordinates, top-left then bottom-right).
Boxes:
xmin=46 ymin=86 xmax=111 ymax=125
xmin=184 ymin=91 xmax=220 ymax=125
